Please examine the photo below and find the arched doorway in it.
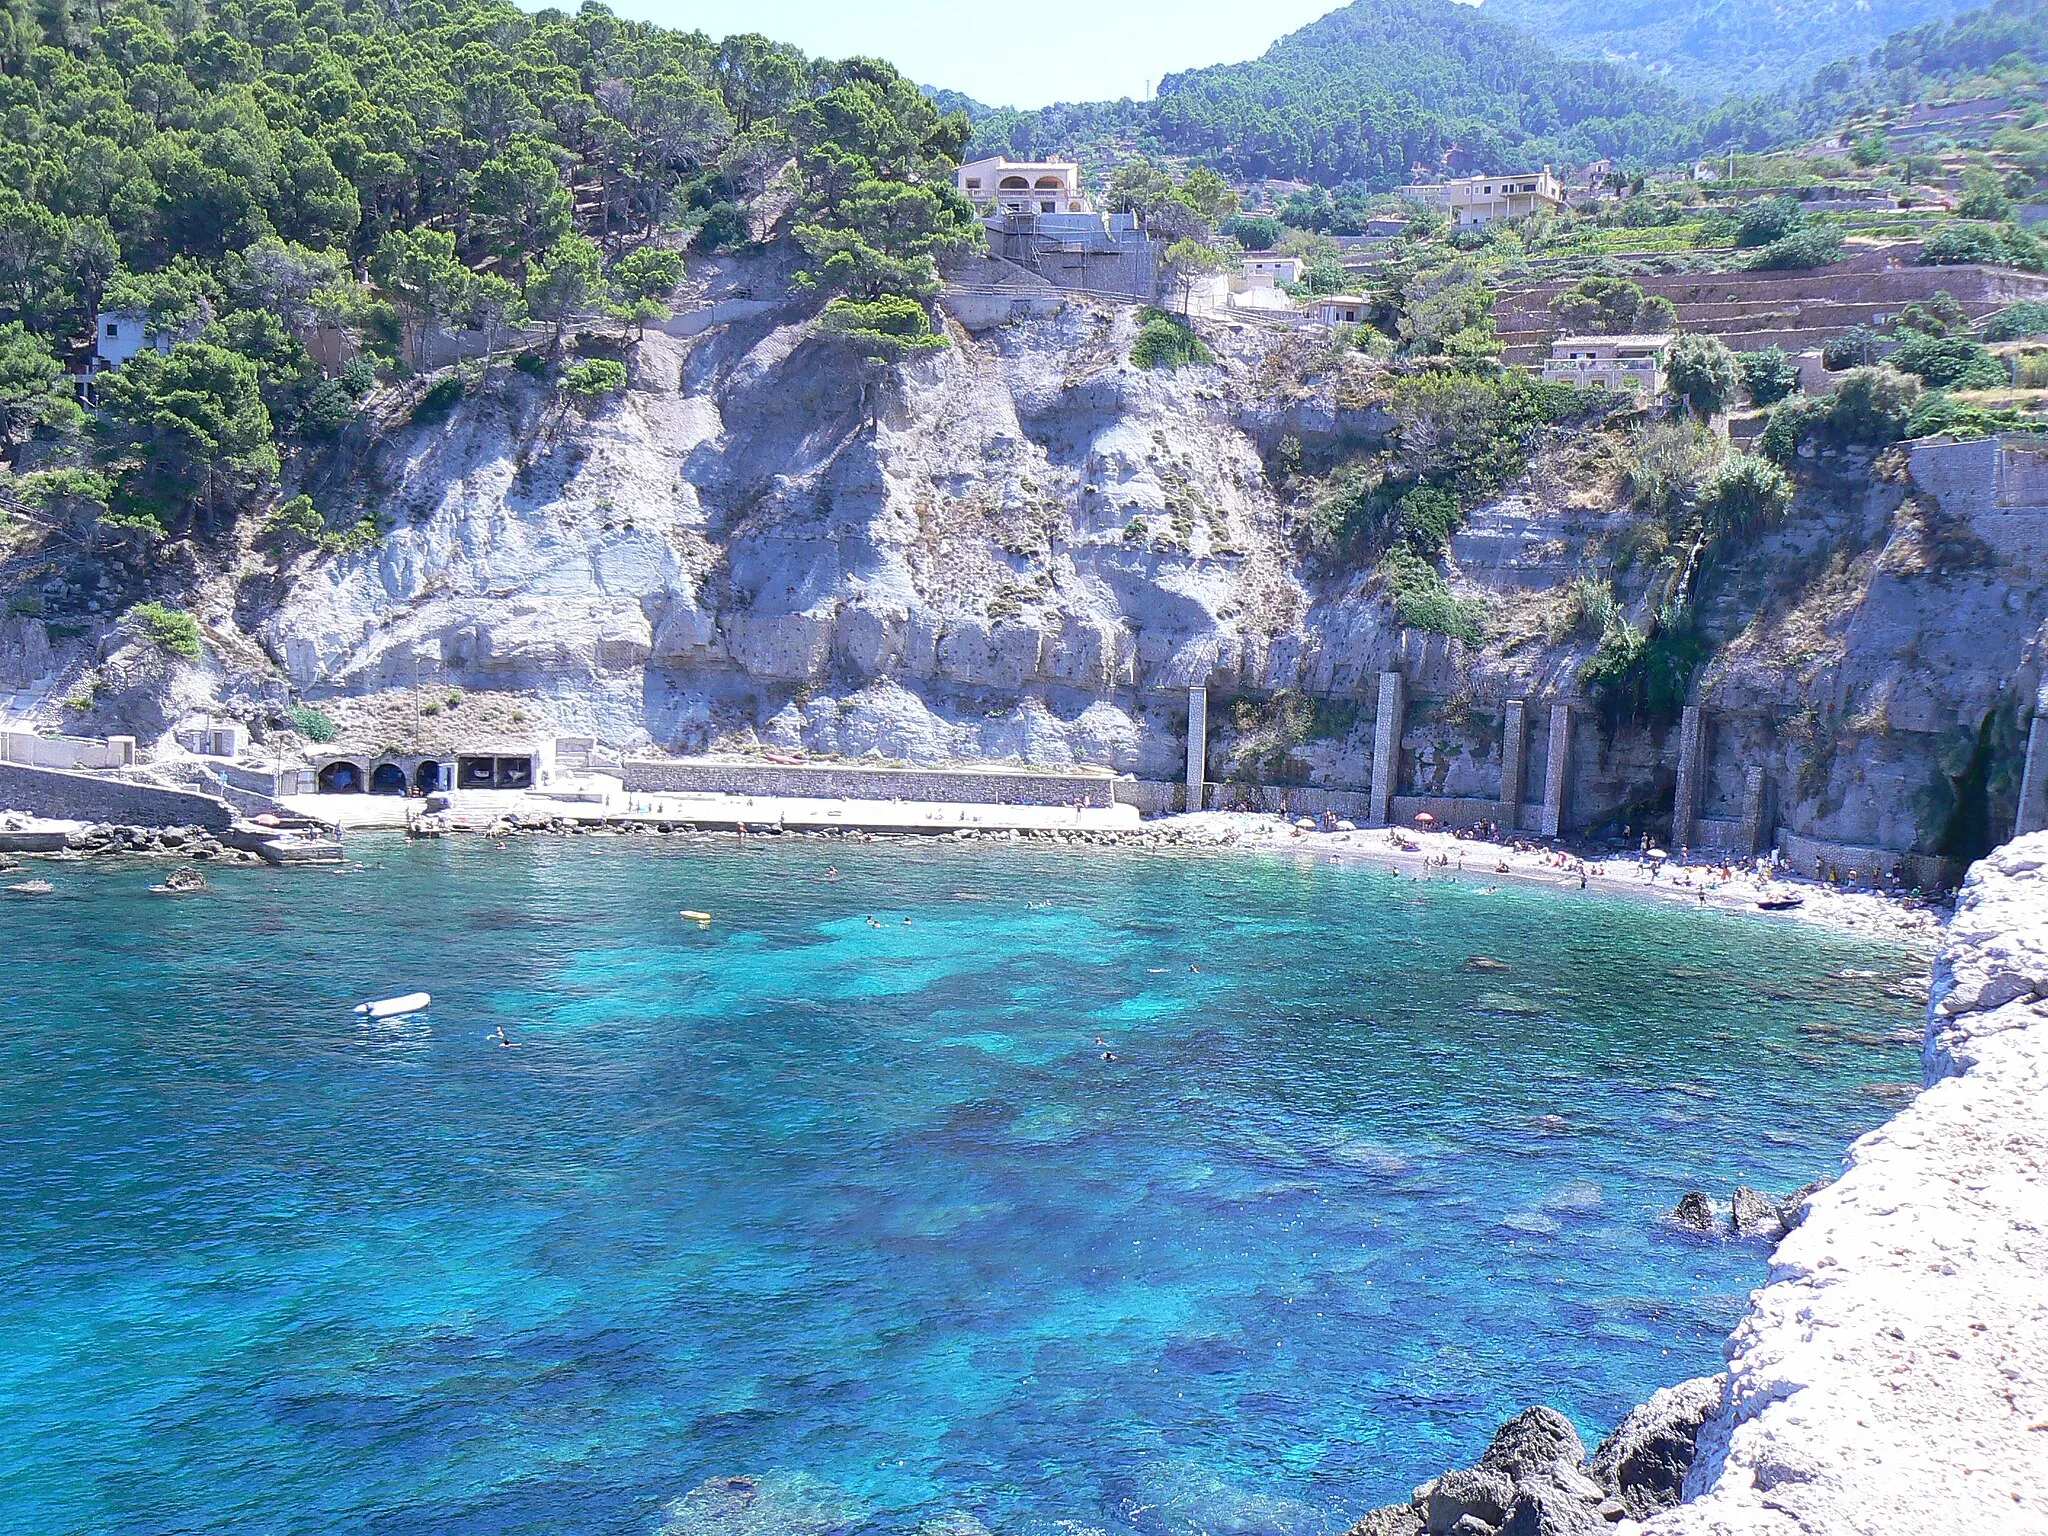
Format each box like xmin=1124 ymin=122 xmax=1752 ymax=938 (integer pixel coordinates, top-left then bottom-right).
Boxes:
xmin=414 ymin=760 xmax=442 ymax=794
xmin=318 ymin=760 xmax=363 ymax=794
xmin=369 ymin=762 xmax=407 ymax=795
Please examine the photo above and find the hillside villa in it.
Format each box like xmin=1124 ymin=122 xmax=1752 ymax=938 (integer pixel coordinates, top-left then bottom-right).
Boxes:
xmin=1397 ymin=170 xmax=1566 ymax=228
xmin=1541 ymin=334 xmax=1673 ymax=394
xmin=955 ymin=157 xmax=1091 ymax=215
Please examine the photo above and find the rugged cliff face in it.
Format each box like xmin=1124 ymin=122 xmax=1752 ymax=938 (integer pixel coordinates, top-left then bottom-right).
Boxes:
xmin=10 ymin=257 xmax=2048 ymax=866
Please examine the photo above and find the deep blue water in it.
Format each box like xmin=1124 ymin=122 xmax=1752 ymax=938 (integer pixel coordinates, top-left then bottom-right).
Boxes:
xmin=0 ymin=837 xmax=1923 ymax=1536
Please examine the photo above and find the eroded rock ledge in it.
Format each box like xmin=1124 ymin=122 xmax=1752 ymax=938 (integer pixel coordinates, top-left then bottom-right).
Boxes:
xmin=1644 ymin=834 xmax=2048 ymax=1535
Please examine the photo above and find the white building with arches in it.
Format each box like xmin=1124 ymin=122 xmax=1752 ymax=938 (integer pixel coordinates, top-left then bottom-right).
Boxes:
xmin=955 ymin=157 xmax=1092 ymax=215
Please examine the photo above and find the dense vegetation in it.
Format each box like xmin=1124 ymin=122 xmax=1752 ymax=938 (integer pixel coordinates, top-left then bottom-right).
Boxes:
xmin=965 ymin=0 xmax=1781 ymax=193
xmin=1488 ymin=0 xmax=1988 ymax=102
xmin=0 ymin=0 xmax=973 ymax=537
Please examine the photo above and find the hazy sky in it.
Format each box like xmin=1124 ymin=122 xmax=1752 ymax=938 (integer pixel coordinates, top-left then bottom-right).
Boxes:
xmin=567 ymin=0 xmax=1355 ymax=109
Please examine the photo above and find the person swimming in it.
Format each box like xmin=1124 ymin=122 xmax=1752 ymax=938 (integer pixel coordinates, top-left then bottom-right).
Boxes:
xmin=494 ymin=1027 xmax=515 ymax=1048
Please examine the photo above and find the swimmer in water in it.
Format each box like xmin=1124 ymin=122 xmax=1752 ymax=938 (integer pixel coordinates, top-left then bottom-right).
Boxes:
xmin=494 ymin=1027 xmax=515 ymax=1048
xmin=1101 ymin=1051 xmax=1117 ymax=1061
xmin=1189 ymin=963 xmax=1200 ymax=973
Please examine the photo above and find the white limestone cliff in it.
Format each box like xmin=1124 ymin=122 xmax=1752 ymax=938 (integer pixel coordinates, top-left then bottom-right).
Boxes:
xmin=1645 ymin=835 xmax=2048 ymax=1536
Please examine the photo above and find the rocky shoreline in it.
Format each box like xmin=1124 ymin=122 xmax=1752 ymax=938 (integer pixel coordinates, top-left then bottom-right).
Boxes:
xmin=1367 ymin=837 xmax=2048 ymax=1536
xmin=1349 ymin=1392 xmax=1723 ymax=1535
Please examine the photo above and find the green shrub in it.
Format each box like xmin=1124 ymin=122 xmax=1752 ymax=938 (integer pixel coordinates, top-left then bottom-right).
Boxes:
xmin=1760 ymin=367 xmax=1921 ymax=461
xmin=285 ymin=704 xmax=338 ymax=742
xmin=694 ymin=202 xmax=749 ymax=252
xmin=411 ymin=373 xmax=465 ymax=424
xmin=512 ymin=351 xmax=548 ymax=377
xmin=1131 ymin=309 xmax=1213 ymax=370
xmin=562 ymin=358 xmax=629 ymax=400
xmin=1822 ymin=326 xmax=1885 ymax=371
xmin=1921 ymin=223 xmax=2044 ymax=271
xmin=1665 ymin=333 xmax=1741 ymax=416
xmin=1550 ymin=574 xmax=1617 ymax=643
xmin=1222 ymin=214 xmax=1282 ymax=250
xmin=1887 ymin=333 xmax=2009 ymax=389
xmin=1956 ymin=172 xmax=2013 ymax=223
xmin=127 ymin=601 xmax=203 ymax=661
xmin=1626 ymin=420 xmax=1725 ymax=511
xmin=1384 ymin=367 xmax=1585 ymax=499
xmin=1581 ymin=615 xmax=1712 ymax=731
xmin=1747 ymin=227 xmax=1844 ymax=270
xmin=1378 ymin=544 xmax=1484 ymax=643
xmin=1734 ymin=196 xmax=1803 ymax=249
xmin=1905 ymin=391 xmax=2048 ymax=441
xmin=818 ymin=295 xmax=948 ymax=358
xmin=1981 ymin=301 xmax=2048 ymax=341
xmin=1696 ymin=454 xmax=1794 ymax=538
xmin=1737 ymin=346 xmax=1800 ymax=406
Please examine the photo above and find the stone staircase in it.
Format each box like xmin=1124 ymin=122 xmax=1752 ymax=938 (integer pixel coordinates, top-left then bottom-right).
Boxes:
xmin=0 ymin=674 xmax=55 ymax=723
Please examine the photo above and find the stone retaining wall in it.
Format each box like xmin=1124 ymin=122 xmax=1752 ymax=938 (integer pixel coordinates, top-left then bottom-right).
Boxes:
xmin=620 ymin=758 xmax=1128 ymax=808
xmin=0 ymin=763 xmax=232 ymax=829
xmin=1775 ymin=829 xmax=1959 ymax=892
xmin=1647 ymin=836 xmax=2048 ymax=1534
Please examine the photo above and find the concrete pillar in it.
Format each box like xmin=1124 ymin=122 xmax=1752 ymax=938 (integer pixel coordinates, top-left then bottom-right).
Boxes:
xmin=1670 ymin=705 xmax=1704 ymax=852
xmin=1185 ymin=685 xmax=1207 ymax=812
xmin=1499 ymin=700 xmax=1527 ymax=833
xmin=1540 ymin=703 xmax=1572 ymax=838
xmin=1739 ymin=765 xmax=1769 ymax=856
xmin=2015 ymin=684 xmax=2048 ymax=837
xmin=1370 ymin=670 xmax=1405 ymax=827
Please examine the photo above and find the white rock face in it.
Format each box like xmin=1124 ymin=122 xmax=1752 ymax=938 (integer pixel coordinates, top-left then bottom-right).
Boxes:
xmin=1647 ymin=835 xmax=2048 ymax=1536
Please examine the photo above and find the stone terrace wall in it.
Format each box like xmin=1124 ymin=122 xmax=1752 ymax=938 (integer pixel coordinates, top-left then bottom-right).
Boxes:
xmin=1647 ymin=835 xmax=2048 ymax=1535
xmin=620 ymin=758 xmax=1129 ymax=808
xmin=0 ymin=763 xmax=233 ymax=829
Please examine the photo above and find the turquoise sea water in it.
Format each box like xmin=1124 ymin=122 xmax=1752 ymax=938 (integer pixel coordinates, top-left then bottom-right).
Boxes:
xmin=0 ymin=837 xmax=1923 ymax=1536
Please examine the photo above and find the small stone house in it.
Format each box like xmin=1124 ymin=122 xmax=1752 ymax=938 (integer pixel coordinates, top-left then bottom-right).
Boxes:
xmin=1315 ymin=295 xmax=1370 ymax=325
xmin=1541 ymin=334 xmax=1673 ymax=394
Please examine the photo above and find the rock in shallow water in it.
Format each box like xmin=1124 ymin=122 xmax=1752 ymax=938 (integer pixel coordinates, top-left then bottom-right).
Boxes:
xmin=1590 ymin=1374 xmax=1723 ymax=1519
xmin=1670 ymin=1190 xmax=1714 ymax=1230
xmin=1728 ymin=1185 xmax=1786 ymax=1240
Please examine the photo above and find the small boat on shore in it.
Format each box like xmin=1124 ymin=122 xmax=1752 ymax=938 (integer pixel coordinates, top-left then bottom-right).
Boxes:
xmin=355 ymin=991 xmax=431 ymax=1018
xmin=1758 ymin=894 xmax=1805 ymax=912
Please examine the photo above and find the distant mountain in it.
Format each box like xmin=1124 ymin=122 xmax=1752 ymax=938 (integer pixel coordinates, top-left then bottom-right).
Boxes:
xmin=1480 ymin=0 xmax=1988 ymax=100
xmin=1796 ymin=0 xmax=2048 ymax=126
xmin=965 ymin=0 xmax=1730 ymax=190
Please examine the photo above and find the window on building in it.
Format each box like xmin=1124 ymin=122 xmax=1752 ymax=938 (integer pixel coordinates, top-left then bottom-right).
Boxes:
xmin=1039 ymin=201 xmax=1055 ymax=213
xmin=105 ymin=322 xmax=119 ymax=337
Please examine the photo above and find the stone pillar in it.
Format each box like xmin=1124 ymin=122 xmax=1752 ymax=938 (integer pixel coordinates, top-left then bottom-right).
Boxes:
xmin=1370 ymin=670 xmax=1405 ymax=827
xmin=1670 ymin=705 xmax=1704 ymax=853
xmin=1499 ymin=700 xmax=1527 ymax=833
xmin=1540 ymin=703 xmax=1572 ymax=838
xmin=2015 ymin=684 xmax=2048 ymax=837
xmin=1739 ymin=765 xmax=1770 ymax=856
xmin=1185 ymin=685 xmax=1208 ymax=812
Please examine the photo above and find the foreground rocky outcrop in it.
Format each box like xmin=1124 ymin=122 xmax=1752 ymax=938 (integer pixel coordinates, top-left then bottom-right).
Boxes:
xmin=1348 ymin=1393 xmax=1722 ymax=1536
xmin=1641 ymin=834 xmax=2048 ymax=1534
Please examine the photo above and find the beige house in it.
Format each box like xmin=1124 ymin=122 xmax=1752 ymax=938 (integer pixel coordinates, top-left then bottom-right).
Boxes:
xmin=1398 ymin=170 xmax=1566 ymax=228
xmin=1541 ymin=334 xmax=1673 ymax=394
xmin=955 ymin=157 xmax=1090 ymax=215
xmin=1315 ymin=294 xmax=1370 ymax=325
xmin=1239 ymin=255 xmax=1304 ymax=288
